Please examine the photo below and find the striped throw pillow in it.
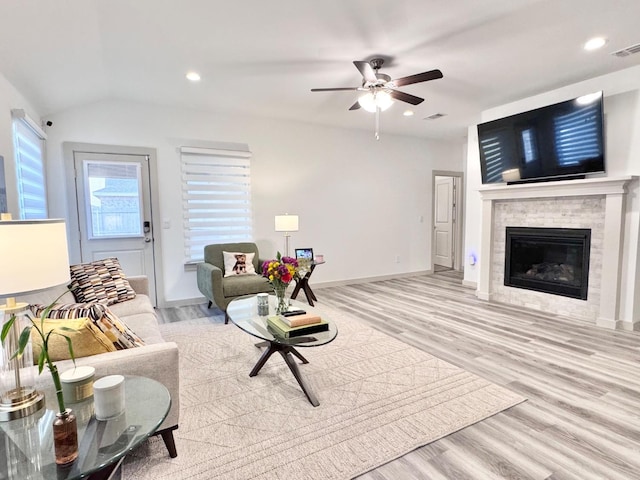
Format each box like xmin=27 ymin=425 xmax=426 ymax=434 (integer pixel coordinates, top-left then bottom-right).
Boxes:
xmin=69 ymin=258 xmax=136 ymax=306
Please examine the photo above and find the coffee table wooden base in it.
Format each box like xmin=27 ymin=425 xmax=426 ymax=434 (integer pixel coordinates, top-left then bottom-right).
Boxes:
xmin=251 ymin=342 xmax=319 ymax=407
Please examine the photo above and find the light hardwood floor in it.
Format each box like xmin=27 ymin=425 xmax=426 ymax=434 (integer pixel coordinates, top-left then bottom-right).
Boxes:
xmin=158 ymin=271 xmax=640 ymax=479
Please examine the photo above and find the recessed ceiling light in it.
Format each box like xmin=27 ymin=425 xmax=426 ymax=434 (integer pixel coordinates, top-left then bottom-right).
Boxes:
xmin=584 ymin=37 xmax=608 ymax=51
xmin=186 ymin=71 xmax=201 ymax=82
xmin=403 ymin=110 xmax=414 ymax=117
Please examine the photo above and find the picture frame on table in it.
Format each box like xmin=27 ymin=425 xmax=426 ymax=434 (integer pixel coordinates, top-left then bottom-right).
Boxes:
xmin=295 ymin=248 xmax=314 ymax=261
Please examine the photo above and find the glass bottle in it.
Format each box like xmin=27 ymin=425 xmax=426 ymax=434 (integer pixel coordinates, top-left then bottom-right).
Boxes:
xmin=53 ymin=408 xmax=78 ymax=465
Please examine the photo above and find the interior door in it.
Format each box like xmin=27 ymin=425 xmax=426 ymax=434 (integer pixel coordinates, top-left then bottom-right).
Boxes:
xmin=433 ymin=176 xmax=454 ymax=268
xmin=73 ymin=152 xmax=157 ymax=304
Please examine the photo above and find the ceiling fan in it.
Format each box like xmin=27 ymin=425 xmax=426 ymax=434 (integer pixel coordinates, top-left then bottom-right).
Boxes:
xmin=311 ymin=58 xmax=443 ymax=139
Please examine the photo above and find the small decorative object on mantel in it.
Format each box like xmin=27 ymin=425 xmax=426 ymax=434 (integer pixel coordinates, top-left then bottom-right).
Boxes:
xmin=262 ymin=252 xmax=299 ymax=314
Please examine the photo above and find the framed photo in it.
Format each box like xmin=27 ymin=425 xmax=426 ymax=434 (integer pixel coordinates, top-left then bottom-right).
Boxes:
xmin=295 ymin=248 xmax=314 ymax=261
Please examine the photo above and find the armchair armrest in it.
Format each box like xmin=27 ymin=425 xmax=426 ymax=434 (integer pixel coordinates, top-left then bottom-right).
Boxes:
xmin=197 ymin=262 xmax=225 ymax=307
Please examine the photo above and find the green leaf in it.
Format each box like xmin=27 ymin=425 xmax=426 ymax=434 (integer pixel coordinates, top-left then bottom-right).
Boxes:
xmin=56 ymin=333 xmax=76 ymax=364
xmin=1 ymin=315 xmax=16 ymax=343
xmin=10 ymin=325 xmax=32 ymax=360
xmin=37 ymin=349 xmax=46 ymax=374
xmin=57 ymin=326 xmax=77 ymax=333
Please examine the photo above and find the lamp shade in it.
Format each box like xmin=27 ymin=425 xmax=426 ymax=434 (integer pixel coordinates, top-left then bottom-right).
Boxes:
xmin=274 ymin=214 xmax=299 ymax=232
xmin=0 ymin=219 xmax=70 ymax=297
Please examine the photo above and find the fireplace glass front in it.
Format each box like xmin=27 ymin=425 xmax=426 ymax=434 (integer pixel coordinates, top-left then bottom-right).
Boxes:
xmin=504 ymin=227 xmax=591 ymax=300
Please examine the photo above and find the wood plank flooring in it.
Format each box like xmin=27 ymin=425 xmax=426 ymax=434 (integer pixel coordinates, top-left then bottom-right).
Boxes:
xmin=157 ymin=271 xmax=640 ymax=479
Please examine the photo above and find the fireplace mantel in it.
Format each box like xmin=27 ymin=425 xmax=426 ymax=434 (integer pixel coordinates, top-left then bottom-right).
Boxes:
xmin=478 ymin=176 xmax=632 ymax=201
xmin=477 ymin=176 xmax=635 ymax=330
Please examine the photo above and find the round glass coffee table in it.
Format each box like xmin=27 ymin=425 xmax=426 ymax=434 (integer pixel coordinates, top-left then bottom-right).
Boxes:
xmin=227 ymin=294 xmax=338 ymax=406
xmin=0 ymin=375 xmax=170 ymax=480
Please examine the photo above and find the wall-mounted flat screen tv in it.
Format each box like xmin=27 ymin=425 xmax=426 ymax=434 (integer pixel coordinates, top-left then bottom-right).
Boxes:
xmin=477 ymin=92 xmax=605 ymax=184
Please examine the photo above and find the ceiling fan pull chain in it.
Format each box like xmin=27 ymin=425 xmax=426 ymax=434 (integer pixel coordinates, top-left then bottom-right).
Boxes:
xmin=375 ymin=107 xmax=380 ymax=140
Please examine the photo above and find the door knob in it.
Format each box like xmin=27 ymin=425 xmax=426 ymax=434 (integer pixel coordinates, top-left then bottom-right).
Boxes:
xmin=144 ymin=237 xmax=152 ymax=243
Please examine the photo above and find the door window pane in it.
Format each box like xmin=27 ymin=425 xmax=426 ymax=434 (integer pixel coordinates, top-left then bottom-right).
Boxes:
xmin=84 ymin=161 xmax=143 ymax=238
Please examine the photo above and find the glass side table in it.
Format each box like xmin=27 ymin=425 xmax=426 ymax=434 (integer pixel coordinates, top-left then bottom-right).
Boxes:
xmin=0 ymin=375 xmax=170 ymax=480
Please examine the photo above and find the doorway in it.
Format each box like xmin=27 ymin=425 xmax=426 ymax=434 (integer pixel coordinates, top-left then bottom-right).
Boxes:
xmin=432 ymin=171 xmax=463 ymax=272
xmin=64 ymin=143 xmax=163 ymax=306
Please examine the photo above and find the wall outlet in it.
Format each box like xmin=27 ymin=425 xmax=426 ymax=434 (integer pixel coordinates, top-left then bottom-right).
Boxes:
xmin=395 ymin=255 xmax=401 ymax=263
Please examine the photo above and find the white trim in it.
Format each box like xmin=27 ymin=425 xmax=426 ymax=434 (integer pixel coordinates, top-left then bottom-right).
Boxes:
xmin=478 ymin=175 xmax=633 ymax=200
xmin=180 ymin=146 xmax=251 ymax=157
xmin=11 ymin=109 xmax=47 ymax=140
xmin=312 ymin=270 xmax=433 ymax=289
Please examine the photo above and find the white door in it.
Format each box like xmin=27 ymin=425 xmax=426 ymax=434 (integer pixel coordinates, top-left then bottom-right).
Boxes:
xmin=433 ymin=176 xmax=454 ymax=268
xmin=73 ymin=152 xmax=157 ymax=304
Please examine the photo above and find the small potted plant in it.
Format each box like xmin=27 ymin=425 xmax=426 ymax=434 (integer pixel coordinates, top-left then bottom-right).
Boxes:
xmin=1 ymin=297 xmax=79 ymax=465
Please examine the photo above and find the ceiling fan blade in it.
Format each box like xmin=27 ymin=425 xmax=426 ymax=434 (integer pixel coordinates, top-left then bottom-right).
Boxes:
xmin=388 ymin=89 xmax=424 ymax=105
xmin=353 ymin=61 xmax=377 ymax=83
xmin=311 ymin=87 xmax=360 ymax=92
xmin=393 ymin=69 xmax=443 ymax=87
xmin=349 ymin=101 xmax=361 ymax=111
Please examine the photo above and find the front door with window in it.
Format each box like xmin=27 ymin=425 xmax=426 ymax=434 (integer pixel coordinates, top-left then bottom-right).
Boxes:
xmin=73 ymin=152 xmax=157 ymax=304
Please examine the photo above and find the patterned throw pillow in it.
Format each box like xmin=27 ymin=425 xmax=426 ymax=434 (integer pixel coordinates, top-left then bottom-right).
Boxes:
xmin=222 ymin=251 xmax=257 ymax=277
xmin=69 ymin=258 xmax=137 ymax=306
xmin=29 ymin=303 xmax=145 ymax=350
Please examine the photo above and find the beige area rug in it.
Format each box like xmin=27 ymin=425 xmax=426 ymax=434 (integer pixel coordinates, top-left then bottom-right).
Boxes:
xmin=123 ymin=305 xmax=525 ymax=480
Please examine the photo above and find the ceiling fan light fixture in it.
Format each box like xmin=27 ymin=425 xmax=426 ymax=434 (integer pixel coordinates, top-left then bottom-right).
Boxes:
xmin=186 ymin=71 xmax=201 ymax=82
xmin=358 ymin=91 xmax=393 ymax=113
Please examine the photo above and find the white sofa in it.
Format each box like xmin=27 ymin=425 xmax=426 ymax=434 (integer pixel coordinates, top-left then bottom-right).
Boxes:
xmin=19 ymin=276 xmax=180 ymax=457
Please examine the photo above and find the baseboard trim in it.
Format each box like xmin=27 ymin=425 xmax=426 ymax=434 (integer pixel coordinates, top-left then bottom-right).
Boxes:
xmin=313 ymin=270 xmax=432 ymax=289
xmin=462 ymin=280 xmax=477 ymax=289
xmin=163 ymin=296 xmax=208 ymax=308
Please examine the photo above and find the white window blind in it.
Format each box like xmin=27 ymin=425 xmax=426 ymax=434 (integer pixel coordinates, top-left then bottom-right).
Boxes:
xmin=12 ymin=111 xmax=47 ymax=219
xmin=181 ymin=146 xmax=253 ymax=263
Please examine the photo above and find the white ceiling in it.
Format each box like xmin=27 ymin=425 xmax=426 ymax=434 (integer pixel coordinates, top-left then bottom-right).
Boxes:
xmin=0 ymin=0 xmax=639 ymax=140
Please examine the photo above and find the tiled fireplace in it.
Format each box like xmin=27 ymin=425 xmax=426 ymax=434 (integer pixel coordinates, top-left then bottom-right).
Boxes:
xmin=477 ymin=176 xmax=633 ymax=329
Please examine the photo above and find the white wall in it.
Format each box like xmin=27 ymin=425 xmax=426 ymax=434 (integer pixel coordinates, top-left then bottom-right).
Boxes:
xmin=463 ymin=65 xmax=640 ymax=324
xmin=44 ymin=100 xmax=462 ymax=305
xmin=0 ymin=73 xmax=43 ymax=216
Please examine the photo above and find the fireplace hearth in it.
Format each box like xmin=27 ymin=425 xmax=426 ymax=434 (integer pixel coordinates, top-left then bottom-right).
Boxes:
xmin=504 ymin=227 xmax=591 ymax=300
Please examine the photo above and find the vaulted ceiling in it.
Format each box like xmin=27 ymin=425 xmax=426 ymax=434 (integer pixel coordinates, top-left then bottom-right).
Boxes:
xmin=0 ymin=0 xmax=639 ymax=139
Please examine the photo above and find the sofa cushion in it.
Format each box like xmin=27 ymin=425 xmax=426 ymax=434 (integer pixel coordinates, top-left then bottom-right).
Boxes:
xmin=222 ymin=251 xmax=257 ymax=277
xmin=120 ymin=313 xmax=164 ymax=345
xmin=69 ymin=258 xmax=137 ymax=306
xmin=31 ymin=317 xmax=117 ymax=362
xmin=108 ymin=294 xmax=156 ymax=318
xmin=222 ymin=274 xmax=271 ymax=298
xmin=29 ymin=303 xmax=145 ymax=350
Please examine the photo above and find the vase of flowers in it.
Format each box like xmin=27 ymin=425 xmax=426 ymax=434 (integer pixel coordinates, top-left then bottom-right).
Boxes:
xmin=262 ymin=252 xmax=299 ymax=314
xmin=1 ymin=297 xmax=79 ymax=465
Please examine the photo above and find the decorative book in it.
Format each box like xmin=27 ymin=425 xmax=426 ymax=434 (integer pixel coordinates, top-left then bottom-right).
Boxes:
xmin=267 ymin=316 xmax=329 ymax=338
xmin=279 ymin=313 xmax=322 ymax=327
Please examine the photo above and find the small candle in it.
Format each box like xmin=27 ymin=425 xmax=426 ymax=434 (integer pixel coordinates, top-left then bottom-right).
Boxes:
xmin=93 ymin=375 xmax=125 ymax=420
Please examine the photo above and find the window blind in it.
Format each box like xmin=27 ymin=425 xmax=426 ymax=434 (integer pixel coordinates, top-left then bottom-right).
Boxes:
xmin=181 ymin=147 xmax=253 ymax=263
xmin=13 ymin=115 xmax=47 ymax=219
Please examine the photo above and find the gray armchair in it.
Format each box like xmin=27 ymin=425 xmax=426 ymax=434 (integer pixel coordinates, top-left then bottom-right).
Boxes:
xmin=197 ymin=242 xmax=272 ymax=323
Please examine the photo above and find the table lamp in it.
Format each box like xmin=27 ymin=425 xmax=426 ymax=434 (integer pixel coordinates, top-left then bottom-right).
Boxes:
xmin=274 ymin=214 xmax=299 ymax=258
xmin=0 ymin=217 xmax=70 ymax=421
